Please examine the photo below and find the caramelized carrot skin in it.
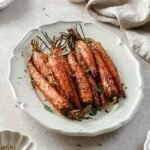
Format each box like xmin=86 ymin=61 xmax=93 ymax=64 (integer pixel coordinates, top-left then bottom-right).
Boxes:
xmin=28 ymin=57 xmax=72 ymax=113
xmin=87 ymin=75 xmax=101 ymax=107
xmin=68 ymin=52 xmax=93 ymax=105
xmin=32 ymin=51 xmax=55 ymax=82
xmin=48 ymin=54 xmax=72 ymax=99
xmin=90 ymin=41 xmax=125 ymax=98
xmin=55 ymin=48 xmax=81 ymax=109
xmin=75 ymin=51 xmax=101 ymax=107
xmin=93 ymin=50 xmax=118 ymax=99
xmin=76 ymin=40 xmax=97 ymax=78
xmin=32 ymin=51 xmax=64 ymax=95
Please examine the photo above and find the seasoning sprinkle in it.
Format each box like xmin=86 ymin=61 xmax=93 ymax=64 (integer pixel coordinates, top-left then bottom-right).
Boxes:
xmin=85 ymin=38 xmax=93 ymax=44
xmin=85 ymin=68 xmax=90 ymax=74
xmin=17 ymin=77 xmax=22 ymax=79
xmin=48 ymin=80 xmax=57 ymax=87
xmin=96 ymin=85 xmax=103 ymax=94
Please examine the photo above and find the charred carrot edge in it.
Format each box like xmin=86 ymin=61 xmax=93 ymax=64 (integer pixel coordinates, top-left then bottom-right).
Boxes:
xmin=75 ymin=51 xmax=101 ymax=107
xmin=48 ymin=52 xmax=75 ymax=107
xmin=68 ymin=52 xmax=93 ymax=105
xmin=55 ymin=48 xmax=81 ymax=109
xmin=93 ymin=50 xmax=118 ymax=99
xmin=91 ymin=41 xmax=125 ymax=98
xmin=75 ymin=40 xmax=97 ymax=78
xmin=28 ymin=57 xmax=72 ymax=114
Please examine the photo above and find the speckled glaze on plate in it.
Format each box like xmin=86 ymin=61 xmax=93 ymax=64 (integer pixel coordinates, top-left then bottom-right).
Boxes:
xmin=0 ymin=130 xmax=36 ymax=149
xmin=8 ymin=21 xmax=143 ymax=136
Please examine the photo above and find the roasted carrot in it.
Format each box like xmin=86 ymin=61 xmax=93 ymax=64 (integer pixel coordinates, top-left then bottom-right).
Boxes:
xmin=32 ymin=51 xmax=48 ymax=80
xmin=93 ymin=50 xmax=118 ymax=99
xmin=28 ymin=57 xmax=72 ymax=114
xmin=75 ymin=40 xmax=97 ymax=78
xmin=68 ymin=52 xmax=93 ymax=105
xmin=90 ymin=41 xmax=125 ymax=98
xmin=48 ymin=52 xmax=75 ymax=107
xmin=88 ymin=75 xmax=101 ymax=107
xmin=75 ymin=51 xmax=101 ymax=107
xmin=54 ymin=48 xmax=81 ymax=109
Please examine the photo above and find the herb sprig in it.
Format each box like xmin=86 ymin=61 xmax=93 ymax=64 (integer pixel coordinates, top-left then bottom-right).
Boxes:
xmin=44 ymin=105 xmax=53 ymax=112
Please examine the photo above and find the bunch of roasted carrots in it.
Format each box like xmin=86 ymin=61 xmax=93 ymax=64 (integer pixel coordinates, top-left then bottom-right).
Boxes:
xmin=28 ymin=25 xmax=126 ymax=120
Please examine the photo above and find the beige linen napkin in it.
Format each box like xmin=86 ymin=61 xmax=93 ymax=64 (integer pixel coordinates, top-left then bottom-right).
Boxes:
xmin=87 ymin=0 xmax=150 ymax=62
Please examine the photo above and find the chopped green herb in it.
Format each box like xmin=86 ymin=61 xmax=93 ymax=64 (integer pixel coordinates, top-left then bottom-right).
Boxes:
xmin=105 ymin=110 xmax=109 ymax=113
xmin=94 ymin=47 xmax=97 ymax=51
xmin=83 ymin=116 xmax=93 ymax=120
xmin=98 ymin=144 xmax=102 ymax=146
xmin=85 ymin=38 xmax=93 ymax=44
xmin=89 ymin=107 xmax=99 ymax=116
xmin=30 ymin=80 xmax=35 ymax=89
xmin=42 ymin=7 xmax=46 ymax=11
xmin=96 ymin=86 xmax=103 ymax=94
xmin=21 ymin=51 xmax=24 ymax=56
xmin=76 ymin=144 xmax=82 ymax=147
xmin=85 ymin=68 xmax=90 ymax=74
xmin=24 ymin=69 xmax=27 ymax=73
xmin=48 ymin=80 xmax=57 ymax=87
xmin=45 ymin=13 xmax=50 ymax=17
xmin=44 ymin=105 xmax=53 ymax=112
xmin=17 ymin=77 xmax=22 ymax=79
xmin=70 ymin=73 xmax=75 ymax=78
xmin=62 ymin=48 xmax=69 ymax=56
xmin=115 ymin=66 xmax=118 ymax=72
xmin=15 ymin=105 xmax=18 ymax=108
xmin=121 ymin=83 xmax=127 ymax=89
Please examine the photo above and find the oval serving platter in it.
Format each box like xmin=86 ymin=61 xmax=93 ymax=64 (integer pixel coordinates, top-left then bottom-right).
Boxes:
xmin=8 ymin=21 xmax=143 ymax=136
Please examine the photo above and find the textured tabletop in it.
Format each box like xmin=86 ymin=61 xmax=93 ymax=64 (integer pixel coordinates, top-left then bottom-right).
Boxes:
xmin=0 ymin=0 xmax=150 ymax=150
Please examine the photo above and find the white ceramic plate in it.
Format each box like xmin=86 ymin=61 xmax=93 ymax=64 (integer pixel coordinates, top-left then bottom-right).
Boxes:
xmin=0 ymin=130 xmax=35 ymax=149
xmin=144 ymin=131 xmax=150 ymax=150
xmin=0 ymin=0 xmax=15 ymax=10
xmin=8 ymin=21 xmax=143 ymax=136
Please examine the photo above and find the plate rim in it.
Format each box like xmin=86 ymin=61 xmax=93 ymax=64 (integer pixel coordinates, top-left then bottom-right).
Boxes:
xmin=7 ymin=20 xmax=144 ymax=136
xmin=144 ymin=131 xmax=150 ymax=150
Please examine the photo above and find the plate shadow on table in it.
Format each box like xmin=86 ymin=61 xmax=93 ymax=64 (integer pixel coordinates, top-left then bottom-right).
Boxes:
xmin=0 ymin=0 xmax=30 ymax=25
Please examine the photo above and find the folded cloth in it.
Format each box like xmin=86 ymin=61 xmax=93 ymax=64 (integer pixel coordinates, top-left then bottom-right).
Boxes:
xmin=87 ymin=0 xmax=150 ymax=62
